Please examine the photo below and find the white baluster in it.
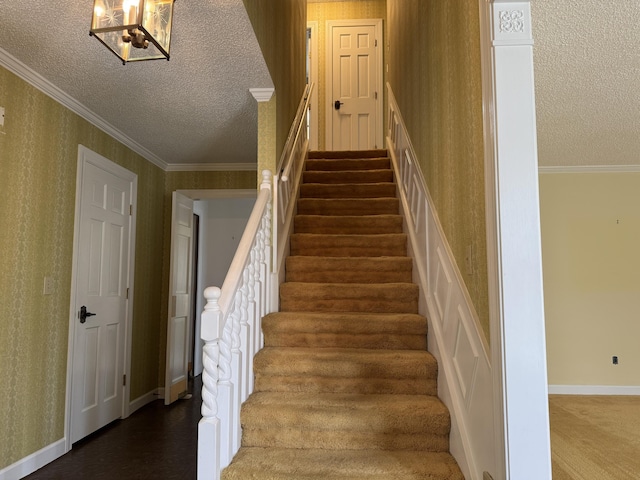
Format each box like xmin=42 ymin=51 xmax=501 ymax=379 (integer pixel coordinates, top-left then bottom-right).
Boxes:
xmin=198 ymin=287 xmax=224 ymax=480
xmin=230 ymin=290 xmax=243 ymax=454
xmin=240 ymin=269 xmax=251 ymax=400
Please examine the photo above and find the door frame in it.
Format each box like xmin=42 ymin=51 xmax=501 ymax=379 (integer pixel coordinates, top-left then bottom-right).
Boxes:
xmin=64 ymin=145 xmax=138 ymax=451
xmin=307 ymin=21 xmax=319 ymax=151
xmin=325 ymin=18 xmax=384 ymax=150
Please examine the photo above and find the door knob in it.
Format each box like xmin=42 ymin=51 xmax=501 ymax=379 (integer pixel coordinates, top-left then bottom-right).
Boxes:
xmin=334 ymin=100 xmax=344 ymax=110
xmin=79 ymin=306 xmax=96 ymax=324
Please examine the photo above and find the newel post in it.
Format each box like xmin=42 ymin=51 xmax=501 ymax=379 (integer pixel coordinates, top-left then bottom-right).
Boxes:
xmin=198 ymin=287 xmax=225 ymax=480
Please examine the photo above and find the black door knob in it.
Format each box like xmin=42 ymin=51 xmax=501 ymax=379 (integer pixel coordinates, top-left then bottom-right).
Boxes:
xmin=334 ymin=100 xmax=344 ymax=110
xmin=79 ymin=305 xmax=96 ymax=324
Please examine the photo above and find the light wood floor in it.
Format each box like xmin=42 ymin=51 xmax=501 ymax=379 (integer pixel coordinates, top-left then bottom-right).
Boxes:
xmin=550 ymin=395 xmax=640 ymax=479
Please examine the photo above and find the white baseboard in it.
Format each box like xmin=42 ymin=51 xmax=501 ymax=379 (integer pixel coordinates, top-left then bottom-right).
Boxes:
xmin=549 ymin=385 xmax=640 ymax=395
xmin=129 ymin=388 xmax=162 ymax=416
xmin=0 ymin=439 xmax=66 ymax=480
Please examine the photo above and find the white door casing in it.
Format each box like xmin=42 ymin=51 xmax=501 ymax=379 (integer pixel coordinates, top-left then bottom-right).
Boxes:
xmin=326 ymin=19 xmax=383 ymax=151
xmin=68 ymin=145 xmax=137 ymax=446
xmin=307 ymin=21 xmax=319 ymax=151
xmin=165 ymin=192 xmax=194 ymax=405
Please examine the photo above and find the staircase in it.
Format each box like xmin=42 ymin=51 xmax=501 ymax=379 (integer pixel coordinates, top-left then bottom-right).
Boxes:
xmin=221 ymin=150 xmax=463 ymax=479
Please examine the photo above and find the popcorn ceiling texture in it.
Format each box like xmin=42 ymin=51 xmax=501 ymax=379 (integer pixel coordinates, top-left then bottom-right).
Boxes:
xmin=0 ymin=0 xmax=273 ymax=168
xmin=532 ymin=0 xmax=640 ymax=167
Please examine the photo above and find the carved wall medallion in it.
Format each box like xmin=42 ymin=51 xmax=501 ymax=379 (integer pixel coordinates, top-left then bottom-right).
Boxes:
xmin=499 ymin=10 xmax=525 ymax=34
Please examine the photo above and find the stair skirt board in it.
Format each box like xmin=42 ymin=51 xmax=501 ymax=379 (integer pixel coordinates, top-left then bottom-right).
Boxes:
xmin=222 ymin=151 xmax=464 ymax=479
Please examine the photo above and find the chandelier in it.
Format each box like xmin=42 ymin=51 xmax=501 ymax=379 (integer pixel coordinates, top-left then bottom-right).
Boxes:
xmin=90 ymin=0 xmax=176 ymax=64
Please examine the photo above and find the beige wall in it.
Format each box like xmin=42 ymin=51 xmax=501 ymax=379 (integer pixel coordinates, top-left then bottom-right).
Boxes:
xmin=540 ymin=172 xmax=640 ymax=386
xmin=307 ymin=0 xmax=387 ymax=151
xmin=242 ymin=0 xmax=308 ymax=163
xmin=0 ymin=65 xmax=255 ymax=470
xmin=387 ymin=1 xmax=489 ymax=340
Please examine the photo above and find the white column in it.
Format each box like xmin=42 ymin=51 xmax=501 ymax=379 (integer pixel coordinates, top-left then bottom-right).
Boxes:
xmin=480 ymin=1 xmax=552 ymax=479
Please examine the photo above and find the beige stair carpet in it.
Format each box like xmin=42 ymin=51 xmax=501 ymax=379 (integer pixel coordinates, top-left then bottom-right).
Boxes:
xmin=222 ymin=151 xmax=463 ymax=480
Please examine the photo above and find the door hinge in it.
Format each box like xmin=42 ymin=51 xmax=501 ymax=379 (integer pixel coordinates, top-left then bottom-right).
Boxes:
xmin=129 ymin=204 xmax=133 ymax=216
xmin=123 ymin=374 xmax=126 ymax=386
xmin=375 ymin=39 xmax=378 ymax=47
xmin=375 ymin=91 xmax=378 ymax=100
xmin=126 ymin=287 xmax=129 ymax=299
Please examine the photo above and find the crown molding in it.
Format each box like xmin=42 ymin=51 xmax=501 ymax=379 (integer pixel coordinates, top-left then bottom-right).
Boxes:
xmin=539 ymin=165 xmax=640 ymax=174
xmin=165 ymin=162 xmax=257 ymax=172
xmin=0 ymin=47 xmax=168 ymax=170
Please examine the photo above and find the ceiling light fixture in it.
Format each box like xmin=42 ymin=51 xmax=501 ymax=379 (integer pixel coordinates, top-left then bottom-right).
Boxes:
xmin=90 ymin=0 xmax=176 ymax=64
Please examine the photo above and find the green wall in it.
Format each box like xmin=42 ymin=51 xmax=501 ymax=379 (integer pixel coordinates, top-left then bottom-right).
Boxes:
xmin=242 ymin=0 xmax=307 ymax=162
xmin=387 ymin=0 xmax=489 ymax=340
xmin=0 ymin=65 xmax=254 ymax=470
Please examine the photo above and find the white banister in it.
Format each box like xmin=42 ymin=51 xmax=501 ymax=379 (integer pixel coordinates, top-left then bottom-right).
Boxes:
xmin=198 ymin=171 xmax=274 ymax=480
xmin=198 ymin=84 xmax=312 ymax=479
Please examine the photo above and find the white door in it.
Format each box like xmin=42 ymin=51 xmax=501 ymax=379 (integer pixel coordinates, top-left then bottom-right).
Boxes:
xmin=165 ymin=192 xmax=194 ymax=405
xmin=327 ymin=20 xmax=383 ymax=151
xmin=71 ymin=148 xmax=135 ymax=444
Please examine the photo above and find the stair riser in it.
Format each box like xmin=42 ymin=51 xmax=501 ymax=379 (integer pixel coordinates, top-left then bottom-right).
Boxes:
xmin=254 ymin=376 xmax=437 ymax=396
xmin=290 ymin=235 xmax=407 ymax=257
xmin=294 ymin=215 xmax=403 ymax=235
xmin=300 ymin=183 xmax=396 ymax=199
xmin=303 ymin=170 xmax=393 ymax=184
xmin=263 ymin=333 xmax=427 ymax=350
xmin=306 ymin=158 xmax=390 ymax=171
xmin=286 ymin=257 xmax=412 ymax=284
xmin=297 ymin=198 xmax=399 ymax=216
xmin=308 ymin=150 xmax=388 ymax=159
xmin=241 ymin=429 xmax=450 ymax=452
xmin=280 ymin=296 xmax=418 ymax=314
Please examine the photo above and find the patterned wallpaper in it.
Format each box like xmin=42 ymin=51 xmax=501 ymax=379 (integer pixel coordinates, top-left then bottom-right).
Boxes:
xmin=0 ymin=65 xmax=164 ymax=468
xmin=242 ymin=0 xmax=307 ymax=162
xmin=308 ymin=0 xmax=387 ymax=151
xmin=0 ymin=65 xmax=257 ymax=470
xmin=387 ymin=1 xmax=489 ymax=340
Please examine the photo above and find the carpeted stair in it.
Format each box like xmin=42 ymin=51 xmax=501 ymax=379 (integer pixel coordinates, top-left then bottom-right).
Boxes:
xmin=222 ymin=150 xmax=463 ymax=480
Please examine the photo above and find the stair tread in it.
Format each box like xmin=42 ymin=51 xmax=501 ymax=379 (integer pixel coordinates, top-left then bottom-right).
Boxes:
xmin=223 ymin=448 xmax=464 ymax=480
xmin=262 ymin=312 xmax=427 ymax=334
xmin=242 ymin=391 xmax=449 ymax=434
xmin=255 ymin=346 xmax=437 ymax=378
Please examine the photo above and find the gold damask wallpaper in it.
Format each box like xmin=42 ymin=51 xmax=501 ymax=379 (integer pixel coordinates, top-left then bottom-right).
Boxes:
xmin=307 ymin=0 xmax=387 ymax=151
xmin=242 ymin=0 xmax=307 ymax=162
xmin=387 ymin=0 xmax=489 ymax=340
xmin=0 ymin=65 xmax=256 ymax=470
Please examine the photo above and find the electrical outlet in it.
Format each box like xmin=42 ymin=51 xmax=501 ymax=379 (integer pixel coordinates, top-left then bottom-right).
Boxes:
xmin=612 ymin=356 xmax=619 ymax=365
xmin=43 ymin=276 xmax=53 ymax=295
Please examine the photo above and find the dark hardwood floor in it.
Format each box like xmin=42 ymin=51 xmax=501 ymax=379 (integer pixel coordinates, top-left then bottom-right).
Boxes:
xmin=26 ymin=377 xmax=201 ymax=480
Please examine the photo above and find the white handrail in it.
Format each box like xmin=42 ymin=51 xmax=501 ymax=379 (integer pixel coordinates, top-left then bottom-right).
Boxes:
xmin=198 ymin=171 xmax=274 ymax=480
xmin=279 ymin=83 xmax=314 ymax=181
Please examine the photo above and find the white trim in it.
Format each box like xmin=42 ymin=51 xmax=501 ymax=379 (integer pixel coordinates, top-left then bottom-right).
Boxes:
xmin=0 ymin=47 xmax=166 ymax=170
xmin=176 ymin=189 xmax=257 ymax=200
xmin=307 ymin=21 xmax=319 ymax=151
xmin=250 ymin=88 xmax=275 ymax=103
xmin=325 ymin=19 xmax=384 ymax=150
xmin=387 ymin=86 xmax=495 ymax=480
xmin=0 ymin=439 xmax=66 ymax=480
xmin=66 ymin=145 xmax=137 ymax=449
xmin=129 ymin=388 xmax=162 ymax=416
xmin=548 ymin=385 xmax=640 ymax=396
xmin=539 ymin=165 xmax=640 ymax=174
xmin=480 ymin=1 xmax=552 ymax=478
xmin=165 ymin=163 xmax=258 ymax=172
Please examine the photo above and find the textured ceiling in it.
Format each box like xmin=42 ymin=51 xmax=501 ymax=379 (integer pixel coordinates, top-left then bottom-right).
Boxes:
xmin=2 ymin=1 xmax=635 ymax=169
xmin=532 ymin=0 xmax=640 ymax=167
xmin=0 ymin=0 xmax=273 ymax=169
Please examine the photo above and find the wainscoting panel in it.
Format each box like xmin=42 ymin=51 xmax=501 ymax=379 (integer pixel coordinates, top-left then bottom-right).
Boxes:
xmin=387 ymin=84 xmax=495 ymax=480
